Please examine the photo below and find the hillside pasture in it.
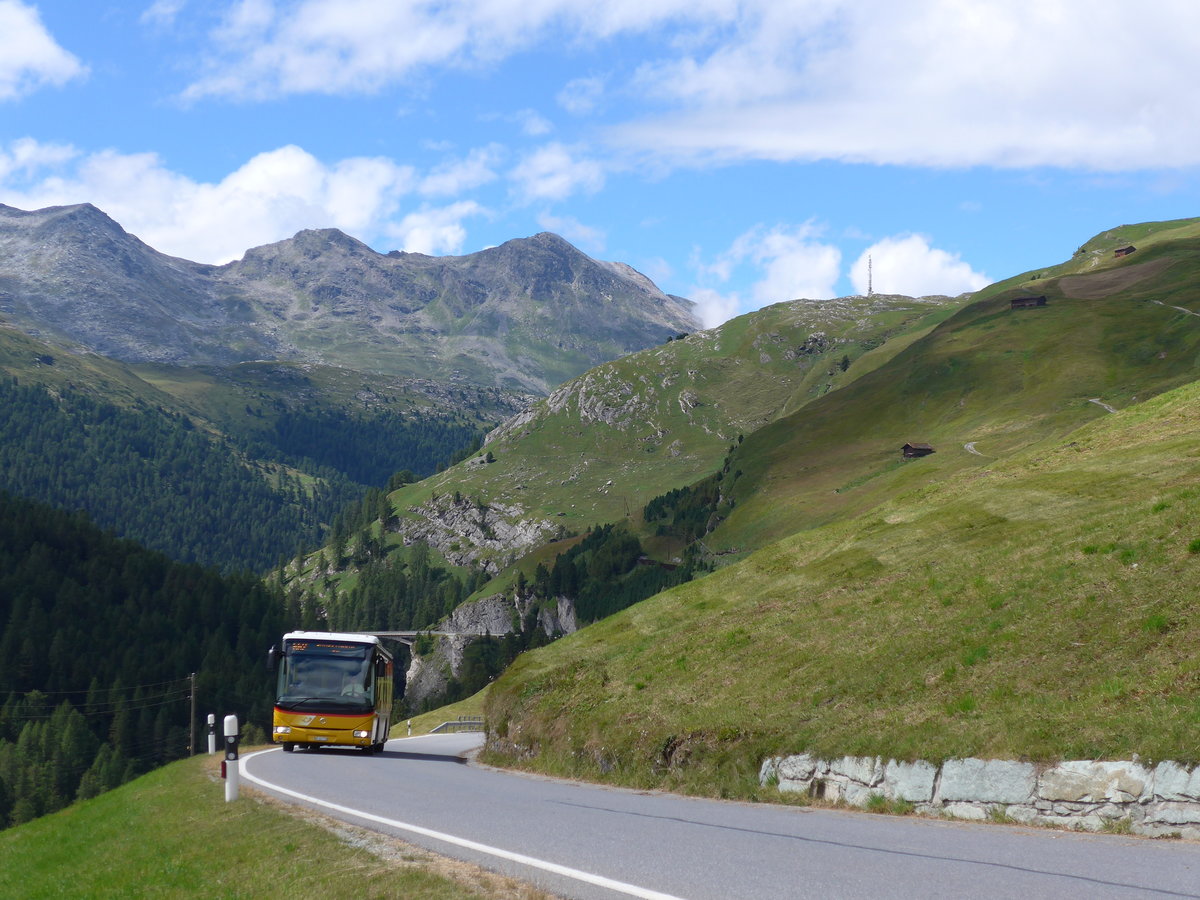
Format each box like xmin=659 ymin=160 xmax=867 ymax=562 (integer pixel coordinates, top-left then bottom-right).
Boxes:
xmin=483 ymin=378 xmax=1200 ymax=796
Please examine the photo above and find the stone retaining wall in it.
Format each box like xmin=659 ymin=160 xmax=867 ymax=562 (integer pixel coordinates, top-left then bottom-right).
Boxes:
xmin=759 ymin=753 xmax=1200 ymax=838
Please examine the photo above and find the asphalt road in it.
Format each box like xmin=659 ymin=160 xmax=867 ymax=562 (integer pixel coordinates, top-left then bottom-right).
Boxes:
xmin=242 ymin=734 xmax=1200 ymax=900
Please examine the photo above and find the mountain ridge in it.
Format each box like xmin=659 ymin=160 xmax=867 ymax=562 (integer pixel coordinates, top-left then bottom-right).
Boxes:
xmin=0 ymin=203 xmax=698 ymax=392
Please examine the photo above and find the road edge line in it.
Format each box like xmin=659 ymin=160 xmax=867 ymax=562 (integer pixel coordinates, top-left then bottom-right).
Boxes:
xmin=240 ymin=748 xmax=684 ymax=900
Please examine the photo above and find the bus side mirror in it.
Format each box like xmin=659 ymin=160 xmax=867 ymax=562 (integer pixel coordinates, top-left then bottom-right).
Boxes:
xmin=267 ymin=646 xmax=280 ymax=672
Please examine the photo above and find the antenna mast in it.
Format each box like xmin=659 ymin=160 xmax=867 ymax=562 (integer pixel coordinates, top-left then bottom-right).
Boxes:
xmin=867 ymin=255 xmax=873 ymax=297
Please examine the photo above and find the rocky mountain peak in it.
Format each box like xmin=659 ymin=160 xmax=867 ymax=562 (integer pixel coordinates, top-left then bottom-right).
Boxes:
xmin=232 ymin=227 xmax=376 ymax=269
xmin=0 ymin=204 xmax=699 ymax=393
xmin=4 ymin=201 xmax=132 ymax=245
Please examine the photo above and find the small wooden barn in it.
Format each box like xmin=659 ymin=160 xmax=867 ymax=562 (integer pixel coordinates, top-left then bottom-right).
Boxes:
xmin=637 ymin=555 xmax=679 ymax=571
xmin=1114 ymin=246 xmax=1137 ymax=258
xmin=902 ymin=442 xmax=935 ymax=458
xmin=1011 ymin=295 xmax=1047 ymax=310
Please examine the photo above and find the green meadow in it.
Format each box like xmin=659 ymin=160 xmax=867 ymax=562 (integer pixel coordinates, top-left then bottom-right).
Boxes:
xmin=483 ymin=283 xmax=1200 ymax=795
xmin=0 ymin=752 xmax=546 ymax=899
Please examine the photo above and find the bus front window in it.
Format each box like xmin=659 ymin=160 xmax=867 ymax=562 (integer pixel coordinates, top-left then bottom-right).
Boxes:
xmin=339 ymin=657 xmax=373 ymax=700
xmin=276 ymin=643 xmax=375 ymax=711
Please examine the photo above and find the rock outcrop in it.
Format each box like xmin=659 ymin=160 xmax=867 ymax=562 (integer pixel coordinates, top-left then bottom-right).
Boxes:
xmin=404 ymin=591 xmax=577 ymax=709
xmin=761 ymin=752 xmax=1200 ymax=838
xmin=394 ymin=494 xmax=559 ymax=575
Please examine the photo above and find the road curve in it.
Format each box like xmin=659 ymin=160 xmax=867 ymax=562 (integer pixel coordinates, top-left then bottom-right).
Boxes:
xmin=242 ymin=734 xmax=1200 ymax=900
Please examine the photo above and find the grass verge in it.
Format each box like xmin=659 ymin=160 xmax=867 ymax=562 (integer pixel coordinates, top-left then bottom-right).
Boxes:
xmin=0 ymin=751 xmax=547 ymax=899
xmin=393 ymin=688 xmax=488 ymax=738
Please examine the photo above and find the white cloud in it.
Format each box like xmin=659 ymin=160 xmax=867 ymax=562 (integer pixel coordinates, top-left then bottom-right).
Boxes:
xmin=509 ymin=143 xmax=605 ymax=203
xmin=171 ymin=1 xmax=1200 ymax=170
xmin=213 ymin=0 xmax=275 ymax=44
xmin=177 ymin=1 xmax=1200 ymax=169
xmin=140 ymin=0 xmax=187 ymax=28
xmin=183 ymin=0 xmax=735 ymax=100
xmin=613 ymin=0 xmax=1200 ymax=171
xmin=849 ymin=235 xmax=988 ymax=298
xmin=689 ymin=287 xmax=742 ymax=329
xmin=419 ymin=146 xmax=501 ymax=197
xmin=557 ymin=76 xmax=605 ymax=115
xmin=0 ymin=0 xmax=87 ymax=101
xmin=184 ymin=0 xmax=518 ymax=99
xmin=0 ymin=142 xmax=418 ymax=264
xmin=0 ymin=137 xmax=77 ymax=180
xmin=514 ymin=109 xmax=553 ymax=137
xmin=385 ymin=201 xmax=486 ymax=256
xmin=741 ymin=226 xmax=842 ymax=305
xmin=536 ymin=212 xmax=605 ymax=252
xmin=690 ymin=223 xmax=841 ymax=325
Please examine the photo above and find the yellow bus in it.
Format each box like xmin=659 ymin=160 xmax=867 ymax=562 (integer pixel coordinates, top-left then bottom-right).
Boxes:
xmin=267 ymin=631 xmax=394 ymax=753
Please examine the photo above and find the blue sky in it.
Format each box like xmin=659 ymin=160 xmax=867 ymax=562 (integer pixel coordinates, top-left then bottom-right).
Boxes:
xmin=2 ymin=1 xmax=1199 ymax=325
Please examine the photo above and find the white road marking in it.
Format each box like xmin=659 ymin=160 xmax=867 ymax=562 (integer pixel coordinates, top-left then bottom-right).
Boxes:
xmin=240 ymin=747 xmax=684 ymax=900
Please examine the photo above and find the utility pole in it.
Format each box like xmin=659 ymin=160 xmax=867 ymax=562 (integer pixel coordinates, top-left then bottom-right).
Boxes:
xmin=188 ymin=672 xmax=196 ymax=756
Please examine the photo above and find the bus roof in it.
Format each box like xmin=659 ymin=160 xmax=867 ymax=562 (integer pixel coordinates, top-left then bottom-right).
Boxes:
xmin=282 ymin=630 xmax=381 ymax=646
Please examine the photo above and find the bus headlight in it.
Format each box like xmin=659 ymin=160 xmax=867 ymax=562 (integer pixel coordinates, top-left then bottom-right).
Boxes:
xmin=353 ymin=730 xmax=370 ymax=738
xmin=274 ymin=726 xmax=291 ymax=734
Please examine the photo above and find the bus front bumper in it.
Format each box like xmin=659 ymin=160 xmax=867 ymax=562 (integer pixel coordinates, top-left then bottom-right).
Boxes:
xmin=272 ymin=710 xmax=375 ymax=748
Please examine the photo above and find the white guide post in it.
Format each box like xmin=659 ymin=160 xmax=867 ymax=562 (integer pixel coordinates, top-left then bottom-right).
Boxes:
xmin=223 ymin=714 xmax=239 ymax=802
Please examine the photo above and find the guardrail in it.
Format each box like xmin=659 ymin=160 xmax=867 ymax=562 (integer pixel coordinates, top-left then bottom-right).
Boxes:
xmin=430 ymin=716 xmax=485 ymax=734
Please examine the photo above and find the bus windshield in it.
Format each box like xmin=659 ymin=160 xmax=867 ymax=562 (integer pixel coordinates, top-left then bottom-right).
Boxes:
xmin=277 ymin=639 xmax=375 ymax=712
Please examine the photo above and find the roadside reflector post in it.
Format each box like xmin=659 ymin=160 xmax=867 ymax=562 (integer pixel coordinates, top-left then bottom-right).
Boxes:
xmin=224 ymin=714 xmax=239 ymax=802
xmin=207 ymin=714 xmax=216 ymax=755
xmin=408 ymin=719 xmax=412 ymax=736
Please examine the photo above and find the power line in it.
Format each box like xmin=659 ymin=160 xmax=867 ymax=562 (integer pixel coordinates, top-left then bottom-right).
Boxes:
xmin=0 ymin=676 xmax=191 ymax=696
xmin=2 ymin=693 xmax=192 ymax=722
xmin=6 ymin=683 xmax=190 ymax=710
xmin=0 ymin=680 xmax=193 ymax=722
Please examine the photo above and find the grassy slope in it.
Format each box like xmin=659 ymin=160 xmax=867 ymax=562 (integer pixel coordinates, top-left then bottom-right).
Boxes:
xmin=484 ymin=376 xmax=1200 ymax=795
xmin=0 ymin=319 xmax=514 ymax=467
xmin=708 ymin=218 xmax=1200 ymax=556
xmin=0 ymin=752 xmax=546 ymax=899
xmin=373 ymin=219 xmax=1200 ymax=588
xmin=394 ymin=689 xmax=489 ymax=737
xmin=373 ymin=295 xmax=963 ymax=569
xmin=0 ymin=326 xmax=514 ymax=526
xmin=134 ymin=360 xmax=513 ymax=450
xmin=0 ymin=325 xmax=185 ymax=408
xmin=481 ymin=218 xmax=1200 ymax=794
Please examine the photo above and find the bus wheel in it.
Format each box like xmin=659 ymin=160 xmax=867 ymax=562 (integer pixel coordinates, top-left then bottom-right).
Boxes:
xmin=282 ymin=742 xmax=294 ymax=753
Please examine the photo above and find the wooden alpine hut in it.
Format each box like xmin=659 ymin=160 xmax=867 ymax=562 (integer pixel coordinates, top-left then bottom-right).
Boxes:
xmin=902 ymin=442 xmax=935 ymax=458
xmin=1011 ymin=295 xmax=1047 ymax=310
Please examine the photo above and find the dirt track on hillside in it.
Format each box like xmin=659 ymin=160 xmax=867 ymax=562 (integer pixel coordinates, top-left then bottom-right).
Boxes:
xmin=1056 ymin=257 xmax=1175 ymax=299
